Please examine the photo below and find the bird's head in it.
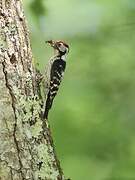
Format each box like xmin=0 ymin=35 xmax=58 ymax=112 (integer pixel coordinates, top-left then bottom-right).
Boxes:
xmin=46 ymin=40 xmax=69 ymax=56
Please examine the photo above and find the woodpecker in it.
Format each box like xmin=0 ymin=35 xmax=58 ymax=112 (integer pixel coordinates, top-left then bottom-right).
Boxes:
xmin=43 ymin=40 xmax=69 ymax=119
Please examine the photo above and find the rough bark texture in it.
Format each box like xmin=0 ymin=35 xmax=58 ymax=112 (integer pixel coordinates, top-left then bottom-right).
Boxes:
xmin=0 ymin=0 xmax=64 ymax=179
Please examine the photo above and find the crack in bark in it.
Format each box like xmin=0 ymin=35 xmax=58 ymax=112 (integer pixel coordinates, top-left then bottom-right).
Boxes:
xmin=10 ymin=167 xmax=13 ymax=180
xmin=2 ymin=59 xmax=25 ymax=180
xmin=2 ymin=61 xmax=16 ymax=113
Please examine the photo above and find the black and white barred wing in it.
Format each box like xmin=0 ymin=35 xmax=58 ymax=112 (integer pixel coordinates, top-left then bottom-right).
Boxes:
xmin=49 ymin=59 xmax=66 ymax=98
xmin=43 ymin=59 xmax=66 ymax=119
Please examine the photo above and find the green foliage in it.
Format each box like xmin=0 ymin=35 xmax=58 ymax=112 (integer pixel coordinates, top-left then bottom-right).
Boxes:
xmin=29 ymin=0 xmax=47 ymax=24
xmin=24 ymin=0 xmax=135 ymax=179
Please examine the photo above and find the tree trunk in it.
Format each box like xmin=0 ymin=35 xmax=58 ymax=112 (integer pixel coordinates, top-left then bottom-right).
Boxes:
xmin=0 ymin=0 xmax=64 ymax=179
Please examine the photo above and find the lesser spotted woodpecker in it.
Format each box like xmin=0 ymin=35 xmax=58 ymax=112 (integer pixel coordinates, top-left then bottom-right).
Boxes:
xmin=43 ymin=40 xmax=69 ymax=119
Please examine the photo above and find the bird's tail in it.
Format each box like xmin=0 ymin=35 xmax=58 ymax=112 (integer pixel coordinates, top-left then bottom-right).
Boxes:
xmin=43 ymin=92 xmax=53 ymax=119
xmin=43 ymin=106 xmax=49 ymax=119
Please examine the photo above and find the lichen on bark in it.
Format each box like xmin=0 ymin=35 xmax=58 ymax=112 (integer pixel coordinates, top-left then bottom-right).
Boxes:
xmin=0 ymin=0 xmax=64 ymax=179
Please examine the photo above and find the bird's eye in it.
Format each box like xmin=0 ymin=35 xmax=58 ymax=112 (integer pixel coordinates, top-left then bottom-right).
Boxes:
xmin=58 ymin=43 xmax=61 ymax=47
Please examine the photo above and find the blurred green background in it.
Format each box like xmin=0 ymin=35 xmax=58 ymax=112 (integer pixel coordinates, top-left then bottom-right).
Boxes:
xmin=24 ymin=0 xmax=135 ymax=179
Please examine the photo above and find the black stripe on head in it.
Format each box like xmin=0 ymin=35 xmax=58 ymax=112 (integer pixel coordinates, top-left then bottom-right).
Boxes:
xmin=57 ymin=41 xmax=69 ymax=47
xmin=56 ymin=41 xmax=69 ymax=52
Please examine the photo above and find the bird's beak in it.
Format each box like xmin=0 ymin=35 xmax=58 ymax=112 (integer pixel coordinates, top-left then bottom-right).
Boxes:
xmin=46 ymin=40 xmax=53 ymax=45
xmin=46 ymin=40 xmax=58 ymax=49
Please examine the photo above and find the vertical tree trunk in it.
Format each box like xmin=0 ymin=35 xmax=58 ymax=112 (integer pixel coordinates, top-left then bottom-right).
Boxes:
xmin=0 ymin=0 xmax=64 ymax=179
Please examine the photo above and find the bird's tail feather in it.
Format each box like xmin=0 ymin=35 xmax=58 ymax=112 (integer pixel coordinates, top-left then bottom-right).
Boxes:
xmin=43 ymin=92 xmax=53 ymax=119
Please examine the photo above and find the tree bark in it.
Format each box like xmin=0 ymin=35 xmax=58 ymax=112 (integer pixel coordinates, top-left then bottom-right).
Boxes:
xmin=0 ymin=0 xmax=64 ymax=179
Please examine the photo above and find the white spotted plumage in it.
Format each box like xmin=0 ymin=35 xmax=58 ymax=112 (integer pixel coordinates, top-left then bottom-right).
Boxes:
xmin=43 ymin=40 xmax=69 ymax=119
